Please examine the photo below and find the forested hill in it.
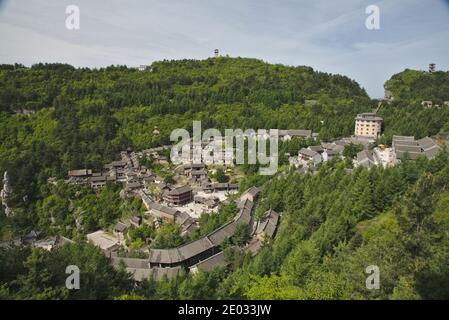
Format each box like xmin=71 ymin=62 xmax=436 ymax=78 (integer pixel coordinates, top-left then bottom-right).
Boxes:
xmin=0 ymin=58 xmax=372 ymax=206
xmin=1 ymin=59 xmax=449 ymax=301
xmin=384 ymin=69 xmax=449 ymax=103
xmin=0 ymin=58 xmax=369 ymax=114
xmin=376 ymin=69 xmax=449 ymax=144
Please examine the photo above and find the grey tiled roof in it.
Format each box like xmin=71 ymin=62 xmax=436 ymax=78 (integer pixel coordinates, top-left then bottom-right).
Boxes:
xmin=299 ymin=148 xmax=318 ymax=157
xmin=147 ymin=202 xmax=179 ymax=216
xmin=166 ymin=185 xmax=192 ymax=196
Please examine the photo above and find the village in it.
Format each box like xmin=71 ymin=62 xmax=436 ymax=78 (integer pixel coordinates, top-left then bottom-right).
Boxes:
xmin=81 ymin=111 xmax=442 ymax=281
xmin=1 ymin=107 xmax=444 ymax=282
xmin=289 ymin=111 xmax=441 ymax=171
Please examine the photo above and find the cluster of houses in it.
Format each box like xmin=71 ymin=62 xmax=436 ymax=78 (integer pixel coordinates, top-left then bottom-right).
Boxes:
xmin=353 ymin=135 xmax=441 ymax=169
xmin=106 ymin=169 xmax=241 ymax=245
xmin=66 ymin=111 xmax=446 ymax=282
xmin=170 ymin=128 xmax=318 ymax=166
xmin=285 ymin=112 xmax=444 ymax=171
xmin=67 ymin=149 xmax=155 ymax=194
xmin=286 ymin=113 xmax=385 ymax=169
xmin=421 ymin=101 xmax=449 ymax=109
xmin=78 ymin=150 xmax=242 ymax=261
xmin=105 ymin=186 xmax=281 ymax=281
xmin=353 ymin=112 xmax=444 ymax=167
xmin=179 ymin=163 xmax=238 ymax=191
xmin=256 ymin=129 xmax=318 ymax=141
xmin=289 ymin=136 xmax=371 ymax=168
xmin=139 ymin=188 xmax=199 ymax=236
xmin=0 ymin=230 xmax=74 ymax=252
xmin=66 ymin=145 xmax=177 ymax=191
xmin=392 ymin=135 xmax=441 ymax=161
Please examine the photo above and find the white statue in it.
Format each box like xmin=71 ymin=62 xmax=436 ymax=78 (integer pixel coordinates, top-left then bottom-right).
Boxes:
xmin=1 ymin=171 xmax=12 ymax=217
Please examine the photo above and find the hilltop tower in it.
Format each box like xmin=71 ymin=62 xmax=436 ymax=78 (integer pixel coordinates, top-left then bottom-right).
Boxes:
xmin=429 ymin=63 xmax=436 ymax=73
xmin=214 ymin=49 xmax=219 ymax=58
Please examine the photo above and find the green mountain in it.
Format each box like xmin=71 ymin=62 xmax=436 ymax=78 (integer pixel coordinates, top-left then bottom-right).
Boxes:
xmin=0 ymin=58 xmax=371 ymax=205
xmin=378 ymin=69 xmax=449 ymax=144
xmin=1 ymin=59 xmax=449 ymax=300
xmin=385 ymin=69 xmax=449 ymax=103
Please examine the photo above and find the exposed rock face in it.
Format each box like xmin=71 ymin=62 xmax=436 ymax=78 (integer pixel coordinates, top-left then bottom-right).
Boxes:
xmin=1 ymin=171 xmax=13 ymax=217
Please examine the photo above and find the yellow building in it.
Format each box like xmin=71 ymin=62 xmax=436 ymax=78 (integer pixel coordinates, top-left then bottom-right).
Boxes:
xmin=354 ymin=113 xmax=383 ymax=139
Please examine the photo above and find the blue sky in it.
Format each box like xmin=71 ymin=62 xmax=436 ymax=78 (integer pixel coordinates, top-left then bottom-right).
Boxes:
xmin=0 ymin=0 xmax=448 ymax=97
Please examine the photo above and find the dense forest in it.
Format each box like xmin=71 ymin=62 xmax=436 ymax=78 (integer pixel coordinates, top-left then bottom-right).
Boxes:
xmin=1 ymin=58 xmax=449 ymax=299
xmin=0 ymin=58 xmax=372 ymax=238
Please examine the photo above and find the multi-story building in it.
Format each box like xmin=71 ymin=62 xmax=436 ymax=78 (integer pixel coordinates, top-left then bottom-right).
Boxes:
xmin=354 ymin=113 xmax=383 ymax=139
xmin=163 ymin=186 xmax=193 ymax=205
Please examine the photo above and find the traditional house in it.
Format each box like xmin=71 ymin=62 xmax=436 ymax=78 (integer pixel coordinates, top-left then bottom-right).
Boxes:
xmin=322 ymin=143 xmax=344 ymax=162
xmin=142 ymin=174 xmax=156 ymax=186
xmin=194 ymin=195 xmax=219 ymax=208
xmin=111 ymin=257 xmax=151 ymax=281
xmin=129 ymin=216 xmax=142 ymax=227
xmin=189 ymin=169 xmax=208 ymax=180
xmin=90 ymin=175 xmax=107 ymax=189
xmin=393 ymin=136 xmax=424 ymax=161
xmin=244 ymin=239 xmax=263 ymax=256
xmin=298 ymin=148 xmax=322 ymax=164
xmin=106 ymin=160 xmax=128 ymax=170
xmin=151 ymin=266 xmax=182 ymax=281
xmin=308 ymin=145 xmax=324 ymax=154
xmin=68 ymin=169 xmax=92 ymax=185
xmin=278 ymin=129 xmax=312 ymax=141
xmin=356 ymin=150 xmax=376 ymax=168
xmin=146 ymin=202 xmax=180 ymax=223
xmin=164 ymin=186 xmax=193 ymax=205
xmin=125 ymin=181 xmax=142 ymax=193
xmin=113 ymin=221 xmax=129 ymax=243
xmin=114 ymin=168 xmax=127 ymax=182
xmin=149 ymin=237 xmax=217 ymax=268
xmin=68 ymin=169 xmax=92 ymax=179
xmin=417 ymin=137 xmax=441 ymax=159
xmin=175 ymin=211 xmax=199 ymax=237
xmin=213 ymin=183 xmax=238 ymax=192
xmin=201 ymin=182 xmax=214 ymax=193
xmin=392 ymin=135 xmax=441 ymax=162
xmin=183 ymin=163 xmax=206 ymax=174
xmin=158 ymin=182 xmax=171 ymax=192
xmin=189 ymin=250 xmax=233 ymax=274
xmin=86 ymin=230 xmax=120 ymax=257
xmin=254 ymin=209 xmax=280 ymax=241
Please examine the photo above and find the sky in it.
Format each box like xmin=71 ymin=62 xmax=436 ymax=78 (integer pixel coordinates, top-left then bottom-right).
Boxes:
xmin=0 ymin=0 xmax=448 ymax=98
